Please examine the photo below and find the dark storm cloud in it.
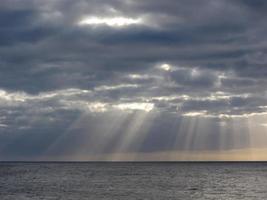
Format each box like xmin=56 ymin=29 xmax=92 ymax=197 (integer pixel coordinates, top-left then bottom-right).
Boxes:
xmin=1 ymin=0 xmax=267 ymax=159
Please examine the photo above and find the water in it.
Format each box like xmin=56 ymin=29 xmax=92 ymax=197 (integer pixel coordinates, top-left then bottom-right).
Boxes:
xmin=0 ymin=162 xmax=266 ymax=200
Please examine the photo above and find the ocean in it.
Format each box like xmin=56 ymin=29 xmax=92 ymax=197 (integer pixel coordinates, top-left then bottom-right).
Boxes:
xmin=0 ymin=162 xmax=266 ymax=199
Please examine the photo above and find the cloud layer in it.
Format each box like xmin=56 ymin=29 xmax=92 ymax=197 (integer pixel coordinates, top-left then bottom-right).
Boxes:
xmin=1 ymin=0 xmax=267 ymax=160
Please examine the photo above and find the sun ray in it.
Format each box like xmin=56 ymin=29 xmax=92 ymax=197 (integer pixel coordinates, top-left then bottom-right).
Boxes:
xmin=110 ymin=111 xmax=155 ymax=161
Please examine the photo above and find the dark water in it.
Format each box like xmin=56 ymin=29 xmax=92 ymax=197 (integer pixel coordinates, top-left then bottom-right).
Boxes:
xmin=0 ymin=162 xmax=266 ymax=200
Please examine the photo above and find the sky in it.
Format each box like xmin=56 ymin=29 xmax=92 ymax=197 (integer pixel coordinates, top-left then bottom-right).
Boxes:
xmin=0 ymin=0 xmax=267 ymax=161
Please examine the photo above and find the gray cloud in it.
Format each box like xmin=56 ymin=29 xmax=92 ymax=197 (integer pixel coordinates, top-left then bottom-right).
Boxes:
xmin=1 ymin=0 xmax=267 ymax=160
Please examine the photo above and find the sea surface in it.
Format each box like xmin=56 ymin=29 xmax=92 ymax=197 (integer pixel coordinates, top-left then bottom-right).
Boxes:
xmin=0 ymin=162 xmax=266 ymax=200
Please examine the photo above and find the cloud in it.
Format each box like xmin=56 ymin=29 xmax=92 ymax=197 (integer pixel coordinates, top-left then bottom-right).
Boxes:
xmin=169 ymin=66 xmax=220 ymax=89
xmin=1 ymin=0 xmax=267 ymax=160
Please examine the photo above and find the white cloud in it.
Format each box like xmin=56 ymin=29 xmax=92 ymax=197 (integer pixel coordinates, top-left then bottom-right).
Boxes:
xmin=94 ymin=84 xmax=139 ymax=91
xmin=114 ymin=102 xmax=154 ymax=112
xmin=159 ymin=63 xmax=172 ymax=71
xmin=128 ymin=74 xmax=152 ymax=80
xmin=0 ymin=124 xmax=8 ymax=128
xmin=0 ymin=88 xmax=91 ymax=106
xmin=87 ymin=102 xmax=107 ymax=112
xmin=183 ymin=111 xmax=208 ymax=117
xmin=78 ymin=16 xmax=143 ymax=27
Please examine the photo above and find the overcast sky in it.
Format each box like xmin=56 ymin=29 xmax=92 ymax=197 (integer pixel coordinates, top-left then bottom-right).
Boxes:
xmin=1 ymin=0 xmax=267 ymax=161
